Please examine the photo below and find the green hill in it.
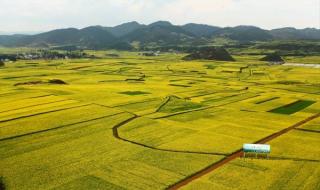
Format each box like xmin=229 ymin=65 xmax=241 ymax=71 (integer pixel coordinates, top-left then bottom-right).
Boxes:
xmin=105 ymin=21 xmax=144 ymax=37
xmin=0 ymin=21 xmax=319 ymax=49
xmin=182 ymin=23 xmax=221 ymax=37
xmin=270 ymin=27 xmax=320 ymax=40
xmin=212 ymin=26 xmax=273 ymax=42
xmin=123 ymin=21 xmax=195 ymax=45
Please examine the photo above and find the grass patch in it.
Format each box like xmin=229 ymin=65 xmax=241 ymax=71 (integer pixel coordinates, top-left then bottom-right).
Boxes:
xmin=269 ymin=100 xmax=316 ymax=115
xmin=204 ymin=64 xmax=217 ymax=70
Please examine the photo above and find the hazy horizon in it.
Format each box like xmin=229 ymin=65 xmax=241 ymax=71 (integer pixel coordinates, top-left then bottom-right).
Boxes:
xmin=0 ymin=21 xmax=319 ymax=35
xmin=0 ymin=0 xmax=319 ymax=34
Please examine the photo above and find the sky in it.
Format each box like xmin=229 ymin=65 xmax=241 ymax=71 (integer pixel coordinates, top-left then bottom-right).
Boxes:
xmin=0 ymin=0 xmax=319 ymax=33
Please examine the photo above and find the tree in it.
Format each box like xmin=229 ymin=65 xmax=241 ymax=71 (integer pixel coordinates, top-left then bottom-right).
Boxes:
xmin=0 ymin=60 xmax=4 ymax=67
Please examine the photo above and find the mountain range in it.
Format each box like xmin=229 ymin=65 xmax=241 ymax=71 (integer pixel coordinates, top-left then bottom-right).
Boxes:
xmin=0 ymin=21 xmax=319 ymax=50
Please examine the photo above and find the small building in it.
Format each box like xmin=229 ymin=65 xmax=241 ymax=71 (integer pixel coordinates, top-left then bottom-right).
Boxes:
xmin=243 ymin=144 xmax=271 ymax=159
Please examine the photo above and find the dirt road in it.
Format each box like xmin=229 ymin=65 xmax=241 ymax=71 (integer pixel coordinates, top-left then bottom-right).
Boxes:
xmin=167 ymin=113 xmax=320 ymax=190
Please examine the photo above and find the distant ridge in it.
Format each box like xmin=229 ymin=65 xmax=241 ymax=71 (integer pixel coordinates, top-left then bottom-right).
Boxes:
xmin=211 ymin=26 xmax=273 ymax=42
xmin=182 ymin=23 xmax=220 ymax=37
xmin=105 ymin=21 xmax=144 ymax=37
xmin=0 ymin=21 xmax=319 ymax=49
xmin=270 ymin=27 xmax=320 ymax=40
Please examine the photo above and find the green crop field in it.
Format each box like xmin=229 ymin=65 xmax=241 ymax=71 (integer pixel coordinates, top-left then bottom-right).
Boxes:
xmin=182 ymin=129 xmax=320 ymax=190
xmin=0 ymin=51 xmax=319 ymax=190
xmin=269 ymin=100 xmax=316 ymax=115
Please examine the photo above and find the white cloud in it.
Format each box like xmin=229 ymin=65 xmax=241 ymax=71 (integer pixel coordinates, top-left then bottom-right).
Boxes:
xmin=0 ymin=0 xmax=318 ymax=32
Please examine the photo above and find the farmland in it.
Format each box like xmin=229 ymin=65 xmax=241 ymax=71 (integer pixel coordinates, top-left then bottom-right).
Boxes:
xmin=0 ymin=51 xmax=320 ymax=190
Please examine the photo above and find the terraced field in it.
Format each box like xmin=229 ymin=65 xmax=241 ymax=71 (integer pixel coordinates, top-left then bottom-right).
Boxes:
xmin=0 ymin=52 xmax=319 ymax=190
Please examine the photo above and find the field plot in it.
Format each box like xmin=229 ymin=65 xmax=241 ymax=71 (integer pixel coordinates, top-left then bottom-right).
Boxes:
xmin=269 ymin=100 xmax=316 ymax=115
xmin=0 ymin=53 xmax=320 ymax=190
xmin=182 ymin=158 xmax=320 ymax=190
xmin=298 ymin=117 xmax=320 ymax=132
xmin=182 ymin=128 xmax=320 ymax=190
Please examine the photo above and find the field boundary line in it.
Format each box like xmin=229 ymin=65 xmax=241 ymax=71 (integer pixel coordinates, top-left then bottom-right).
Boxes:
xmin=294 ymin=128 xmax=320 ymax=133
xmin=0 ymin=111 xmax=125 ymax=142
xmin=155 ymin=96 xmax=172 ymax=113
xmin=265 ymin=87 xmax=320 ymax=95
xmin=0 ymin=93 xmax=52 ymax=101
xmin=185 ymin=88 xmax=249 ymax=99
xmin=0 ymin=99 xmax=73 ymax=114
xmin=112 ymin=115 xmax=228 ymax=156
xmin=269 ymin=156 xmax=320 ymax=162
xmin=167 ymin=112 xmax=320 ymax=190
xmin=153 ymin=94 xmax=260 ymax=119
xmin=0 ymin=104 xmax=91 ymax=123
xmin=255 ymin=97 xmax=280 ymax=104
xmin=111 ymin=98 xmax=160 ymax=108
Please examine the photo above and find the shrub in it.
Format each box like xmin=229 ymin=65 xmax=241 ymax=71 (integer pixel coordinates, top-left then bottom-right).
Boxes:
xmin=182 ymin=47 xmax=235 ymax=61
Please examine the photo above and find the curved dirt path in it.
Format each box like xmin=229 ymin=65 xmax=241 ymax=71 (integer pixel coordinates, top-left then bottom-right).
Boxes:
xmin=167 ymin=113 xmax=320 ymax=190
xmin=112 ymin=114 xmax=227 ymax=156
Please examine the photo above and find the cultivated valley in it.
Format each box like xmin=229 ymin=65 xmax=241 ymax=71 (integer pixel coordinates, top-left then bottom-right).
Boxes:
xmin=0 ymin=48 xmax=319 ymax=189
xmin=0 ymin=1 xmax=320 ymax=187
